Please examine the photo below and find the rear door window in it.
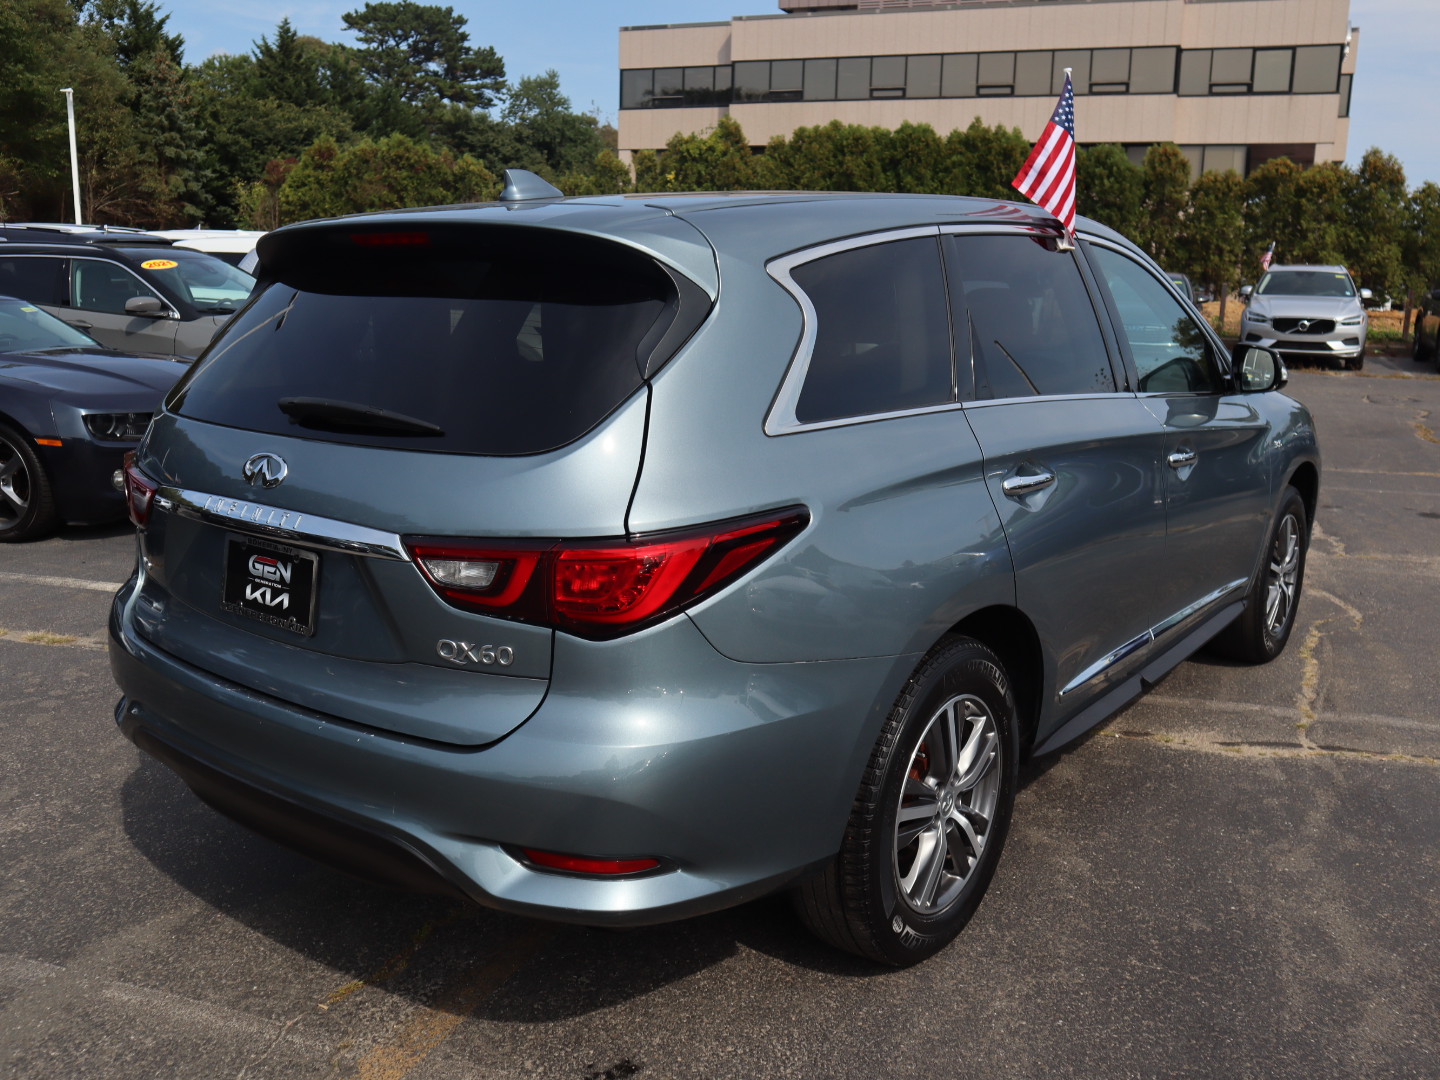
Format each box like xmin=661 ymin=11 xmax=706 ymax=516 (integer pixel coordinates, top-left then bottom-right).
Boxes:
xmin=944 ymin=233 xmax=1116 ymax=399
xmin=169 ymin=228 xmax=688 ymax=456
xmin=0 ymin=255 xmax=68 ymax=306
xmin=790 ymin=236 xmax=955 ymax=423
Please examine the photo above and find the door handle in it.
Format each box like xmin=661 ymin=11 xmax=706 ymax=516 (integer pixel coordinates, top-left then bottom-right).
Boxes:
xmin=68 ymin=319 xmax=93 ymax=330
xmin=1001 ymin=471 xmax=1056 ymax=497
xmin=1167 ymin=448 xmax=1197 ymax=469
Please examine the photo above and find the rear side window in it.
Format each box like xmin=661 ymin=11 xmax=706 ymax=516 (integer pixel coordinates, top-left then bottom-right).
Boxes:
xmin=0 ymin=256 xmax=68 ymax=307
xmin=169 ymin=228 xmax=687 ymax=456
xmin=791 ymin=237 xmax=954 ymax=424
xmin=945 ymin=234 xmax=1115 ymax=399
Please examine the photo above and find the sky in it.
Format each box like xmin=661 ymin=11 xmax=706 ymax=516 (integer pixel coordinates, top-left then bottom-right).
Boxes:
xmin=163 ymin=0 xmax=1440 ymax=188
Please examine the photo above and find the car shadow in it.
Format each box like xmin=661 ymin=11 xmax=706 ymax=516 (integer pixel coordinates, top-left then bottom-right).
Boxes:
xmin=118 ymin=754 xmax=891 ymax=1024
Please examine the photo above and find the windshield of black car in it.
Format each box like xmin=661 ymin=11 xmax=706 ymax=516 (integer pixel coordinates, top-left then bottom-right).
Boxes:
xmin=0 ymin=297 xmax=98 ymax=351
xmin=1256 ymin=271 xmax=1356 ymax=298
xmin=168 ymin=232 xmax=678 ymax=456
xmin=114 ymin=246 xmax=255 ymax=313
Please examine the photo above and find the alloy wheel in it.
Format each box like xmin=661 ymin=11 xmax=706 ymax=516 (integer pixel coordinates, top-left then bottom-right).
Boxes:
xmin=893 ymin=693 xmax=1001 ymax=914
xmin=1265 ymin=512 xmax=1301 ymax=636
xmin=0 ymin=433 xmax=32 ymax=528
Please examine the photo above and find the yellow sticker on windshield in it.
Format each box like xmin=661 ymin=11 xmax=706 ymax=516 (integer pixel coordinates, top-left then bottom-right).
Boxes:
xmin=20 ymin=305 xmax=37 ymax=312
xmin=141 ymin=259 xmax=179 ymax=270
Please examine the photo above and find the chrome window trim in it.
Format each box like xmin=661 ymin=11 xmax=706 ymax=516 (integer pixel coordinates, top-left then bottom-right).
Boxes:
xmin=1060 ymin=577 xmax=1246 ymax=696
xmin=153 ymin=486 xmax=411 ymax=561
xmin=764 ymin=222 xmax=1083 ymax=436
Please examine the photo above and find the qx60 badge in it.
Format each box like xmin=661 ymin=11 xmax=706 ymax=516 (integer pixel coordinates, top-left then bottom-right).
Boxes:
xmin=242 ymin=452 xmax=288 ymax=488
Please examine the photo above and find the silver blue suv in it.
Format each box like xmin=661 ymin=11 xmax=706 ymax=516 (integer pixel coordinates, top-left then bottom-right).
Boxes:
xmin=110 ymin=176 xmax=1320 ymax=965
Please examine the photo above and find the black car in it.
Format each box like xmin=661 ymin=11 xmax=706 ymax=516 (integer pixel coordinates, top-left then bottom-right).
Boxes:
xmin=0 ymin=296 xmax=184 ymax=541
xmin=0 ymin=226 xmax=255 ymax=359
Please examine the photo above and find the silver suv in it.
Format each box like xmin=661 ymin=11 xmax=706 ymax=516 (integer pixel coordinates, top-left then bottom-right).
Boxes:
xmin=110 ymin=176 xmax=1320 ymax=965
xmin=1240 ymin=264 xmax=1369 ymax=371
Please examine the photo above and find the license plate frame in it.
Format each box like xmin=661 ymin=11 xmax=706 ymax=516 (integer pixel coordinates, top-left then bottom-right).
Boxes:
xmin=221 ymin=535 xmax=320 ymax=637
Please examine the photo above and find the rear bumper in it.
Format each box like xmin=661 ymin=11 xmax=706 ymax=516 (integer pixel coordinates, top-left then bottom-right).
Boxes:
xmin=109 ymin=576 xmax=914 ymax=925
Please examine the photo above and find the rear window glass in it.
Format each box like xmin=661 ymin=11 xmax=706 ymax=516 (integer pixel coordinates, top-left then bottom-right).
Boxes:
xmin=791 ymin=236 xmax=954 ymax=424
xmin=169 ymin=229 xmax=680 ymax=456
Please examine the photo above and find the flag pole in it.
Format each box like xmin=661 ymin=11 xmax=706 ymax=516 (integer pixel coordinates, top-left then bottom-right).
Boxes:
xmin=1012 ymin=67 xmax=1077 ymax=250
xmin=1056 ymin=68 xmax=1075 ymax=250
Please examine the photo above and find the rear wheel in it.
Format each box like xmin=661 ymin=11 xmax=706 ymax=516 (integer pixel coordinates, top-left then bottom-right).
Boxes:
xmin=0 ymin=423 xmax=58 ymax=542
xmin=795 ymin=636 xmax=1017 ymax=966
xmin=1210 ymin=487 xmax=1308 ymax=664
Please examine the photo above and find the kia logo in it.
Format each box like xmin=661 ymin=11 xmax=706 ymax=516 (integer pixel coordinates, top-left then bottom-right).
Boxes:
xmin=242 ymin=453 xmax=288 ymax=488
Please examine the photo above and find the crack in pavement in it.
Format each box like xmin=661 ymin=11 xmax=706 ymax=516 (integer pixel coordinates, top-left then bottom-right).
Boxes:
xmin=1098 ymin=729 xmax=1438 ymax=768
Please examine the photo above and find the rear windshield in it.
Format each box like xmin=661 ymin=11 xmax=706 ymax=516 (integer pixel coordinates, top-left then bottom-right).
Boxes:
xmin=115 ymin=246 xmax=255 ymax=313
xmin=168 ymin=228 xmax=680 ymax=455
xmin=1255 ymin=270 xmax=1355 ymax=298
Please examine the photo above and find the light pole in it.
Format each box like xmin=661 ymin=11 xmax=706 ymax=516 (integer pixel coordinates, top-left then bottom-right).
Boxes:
xmin=59 ymin=87 xmax=81 ymax=224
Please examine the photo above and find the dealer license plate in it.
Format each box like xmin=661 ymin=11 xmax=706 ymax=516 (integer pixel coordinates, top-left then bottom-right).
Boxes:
xmin=221 ymin=536 xmax=319 ymax=637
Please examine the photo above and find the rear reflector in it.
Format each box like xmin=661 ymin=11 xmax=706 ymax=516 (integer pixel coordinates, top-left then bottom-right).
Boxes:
xmin=123 ymin=451 xmax=157 ymax=527
xmin=521 ymin=849 xmax=662 ymax=876
xmin=406 ymin=508 xmax=808 ymax=638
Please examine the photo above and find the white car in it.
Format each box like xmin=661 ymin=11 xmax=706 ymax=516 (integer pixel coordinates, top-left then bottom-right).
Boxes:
xmin=151 ymin=230 xmax=266 ymax=268
xmin=1239 ymin=264 xmax=1369 ymax=372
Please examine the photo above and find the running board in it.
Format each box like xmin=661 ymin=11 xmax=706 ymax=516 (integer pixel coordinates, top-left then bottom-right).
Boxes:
xmin=1032 ymin=600 xmax=1244 ymax=757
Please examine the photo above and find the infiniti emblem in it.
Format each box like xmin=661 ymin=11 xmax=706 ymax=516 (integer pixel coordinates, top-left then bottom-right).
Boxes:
xmin=242 ymin=453 xmax=288 ymax=488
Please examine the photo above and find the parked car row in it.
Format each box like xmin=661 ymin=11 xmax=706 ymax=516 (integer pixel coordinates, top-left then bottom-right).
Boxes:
xmin=108 ymin=175 xmax=1320 ymax=966
xmin=1414 ymin=288 xmax=1440 ymax=369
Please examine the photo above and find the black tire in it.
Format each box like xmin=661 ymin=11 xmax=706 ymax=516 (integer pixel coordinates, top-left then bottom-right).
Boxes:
xmin=1209 ymin=487 xmax=1308 ymax=664
xmin=0 ymin=422 xmax=58 ymax=542
xmin=795 ymin=636 xmax=1017 ymax=966
xmin=1345 ymin=352 xmax=1364 ymax=371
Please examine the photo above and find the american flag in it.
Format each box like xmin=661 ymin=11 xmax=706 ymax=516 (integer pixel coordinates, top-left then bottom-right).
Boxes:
xmin=1260 ymin=240 xmax=1276 ymax=272
xmin=1012 ymin=71 xmax=1077 ymax=234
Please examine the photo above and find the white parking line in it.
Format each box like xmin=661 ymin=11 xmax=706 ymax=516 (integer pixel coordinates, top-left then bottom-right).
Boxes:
xmin=0 ymin=570 xmax=123 ymax=593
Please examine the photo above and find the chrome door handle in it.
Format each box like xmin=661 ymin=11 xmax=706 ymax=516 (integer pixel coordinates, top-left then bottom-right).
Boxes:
xmin=1167 ymin=449 xmax=1197 ymax=469
xmin=1001 ymin=471 xmax=1056 ymax=497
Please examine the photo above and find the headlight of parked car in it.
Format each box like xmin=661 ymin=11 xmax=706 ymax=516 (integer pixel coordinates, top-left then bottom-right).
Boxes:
xmin=84 ymin=412 xmax=151 ymax=441
xmin=1246 ymin=312 xmax=1270 ymax=325
xmin=1339 ymin=314 xmax=1364 ymax=326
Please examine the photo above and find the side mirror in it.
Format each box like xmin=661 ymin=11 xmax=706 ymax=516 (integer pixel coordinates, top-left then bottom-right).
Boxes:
xmin=124 ymin=295 xmax=165 ymax=316
xmin=1238 ymin=285 xmax=1253 ymax=303
xmin=1360 ymin=288 xmax=1373 ymax=301
xmin=1232 ymin=344 xmax=1286 ymax=393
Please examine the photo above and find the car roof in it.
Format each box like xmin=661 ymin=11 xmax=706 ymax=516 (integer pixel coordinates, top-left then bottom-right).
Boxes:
xmin=260 ymin=191 xmax=1116 ymax=299
xmin=0 ymin=224 xmax=173 ymax=246
xmin=1266 ymin=264 xmax=1350 ymax=274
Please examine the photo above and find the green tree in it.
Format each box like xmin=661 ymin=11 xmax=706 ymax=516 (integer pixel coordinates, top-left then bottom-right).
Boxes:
xmin=881 ymin=121 xmax=945 ymax=193
xmin=943 ymin=118 xmax=1030 ymax=200
xmin=1180 ymin=168 xmax=1246 ymax=323
xmin=1076 ymin=143 xmax=1143 ymax=236
xmin=1403 ymin=181 xmax=1440 ymax=334
xmin=75 ymin=0 xmax=183 ymax=69
xmin=501 ymin=71 xmax=604 ymax=175
xmin=759 ymin=121 xmax=885 ymax=191
xmin=341 ymin=2 xmax=504 ymax=110
xmin=1344 ymin=148 xmax=1408 ymax=300
xmin=276 ymin=132 xmax=495 ymax=223
xmin=1243 ymin=157 xmax=1305 ymax=282
xmin=648 ymin=116 xmax=756 ymax=191
xmin=556 ymin=149 xmax=632 ymax=197
xmin=1136 ymin=143 xmax=1191 ymax=265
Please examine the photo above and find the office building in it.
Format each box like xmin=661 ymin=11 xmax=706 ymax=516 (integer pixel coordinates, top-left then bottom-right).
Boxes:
xmin=618 ymin=0 xmax=1356 ymax=178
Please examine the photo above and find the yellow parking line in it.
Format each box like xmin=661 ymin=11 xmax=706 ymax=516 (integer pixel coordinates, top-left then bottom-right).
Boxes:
xmin=354 ymin=923 xmax=555 ymax=1080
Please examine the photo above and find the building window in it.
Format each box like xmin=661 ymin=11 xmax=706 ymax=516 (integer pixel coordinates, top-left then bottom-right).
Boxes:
xmin=1252 ymin=48 xmax=1292 ymax=93
xmin=1339 ymin=72 xmax=1352 ymax=117
xmin=619 ymin=42 xmax=1342 ymax=108
xmin=1292 ymin=45 xmax=1341 ymax=93
xmin=805 ymin=58 xmax=837 ymax=100
xmin=941 ymin=53 xmax=978 ymax=97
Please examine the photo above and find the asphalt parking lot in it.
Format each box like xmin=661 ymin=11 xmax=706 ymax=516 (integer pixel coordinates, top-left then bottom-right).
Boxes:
xmin=2 ymin=353 xmax=1437 ymax=1080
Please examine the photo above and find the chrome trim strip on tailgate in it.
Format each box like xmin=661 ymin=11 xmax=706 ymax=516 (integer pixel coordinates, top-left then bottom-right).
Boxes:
xmin=153 ymin=486 xmax=411 ymax=561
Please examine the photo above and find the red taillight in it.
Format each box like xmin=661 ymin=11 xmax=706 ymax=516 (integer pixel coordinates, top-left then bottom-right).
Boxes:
xmin=122 ymin=451 xmax=157 ymax=527
xmin=349 ymin=231 xmax=430 ymax=247
xmin=520 ymin=849 xmax=662 ymax=876
xmin=405 ymin=508 xmax=808 ymax=638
